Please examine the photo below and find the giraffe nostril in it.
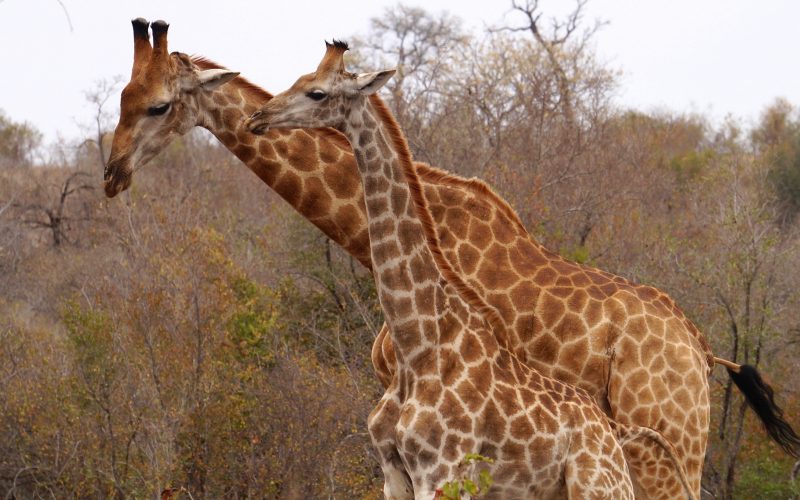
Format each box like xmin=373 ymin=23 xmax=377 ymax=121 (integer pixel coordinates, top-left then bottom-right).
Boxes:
xmin=249 ymin=110 xmax=262 ymax=120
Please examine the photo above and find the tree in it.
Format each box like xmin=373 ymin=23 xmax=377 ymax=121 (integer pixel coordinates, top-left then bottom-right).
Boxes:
xmin=751 ymin=99 xmax=800 ymax=224
xmin=0 ymin=111 xmax=42 ymax=168
xmin=82 ymin=76 xmax=123 ymax=173
xmin=352 ymin=4 xmax=469 ymax=161
xmin=14 ymin=171 xmax=94 ymax=247
xmin=500 ymin=0 xmax=606 ymax=127
xmin=645 ymin=122 xmax=800 ymax=498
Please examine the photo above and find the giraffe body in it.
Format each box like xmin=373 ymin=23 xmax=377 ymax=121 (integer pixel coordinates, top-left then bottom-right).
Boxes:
xmin=108 ymin=20 xmax=800 ymax=499
xmin=246 ymin=41 xmax=636 ymax=498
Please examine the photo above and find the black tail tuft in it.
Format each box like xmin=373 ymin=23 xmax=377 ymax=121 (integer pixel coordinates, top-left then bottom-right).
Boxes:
xmin=728 ymin=364 xmax=800 ymax=457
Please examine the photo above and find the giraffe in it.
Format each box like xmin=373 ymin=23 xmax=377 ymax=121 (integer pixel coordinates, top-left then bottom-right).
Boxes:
xmin=105 ymin=19 xmax=800 ymax=498
xmin=247 ymin=39 xmax=639 ymax=499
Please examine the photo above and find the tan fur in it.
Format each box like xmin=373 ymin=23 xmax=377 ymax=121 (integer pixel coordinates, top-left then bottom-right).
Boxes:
xmin=369 ymin=95 xmax=510 ymax=346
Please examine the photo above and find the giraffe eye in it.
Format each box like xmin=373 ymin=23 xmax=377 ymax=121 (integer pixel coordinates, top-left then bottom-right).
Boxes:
xmin=147 ymin=103 xmax=171 ymax=116
xmin=306 ymin=90 xmax=327 ymax=101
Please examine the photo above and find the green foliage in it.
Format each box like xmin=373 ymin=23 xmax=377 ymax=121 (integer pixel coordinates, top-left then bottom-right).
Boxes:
xmin=767 ymin=132 xmax=800 ymax=219
xmin=437 ymin=454 xmax=495 ymax=499
xmin=562 ymin=244 xmax=590 ymax=264
xmin=270 ymin=215 xmax=381 ymax=372
xmin=0 ymin=109 xmax=42 ymax=167
xmin=226 ymin=275 xmax=280 ymax=365
xmin=462 ymin=453 xmax=495 ymax=465
xmin=670 ymin=148 xmax=714 ymax=183
xmin=734 ymin=454 xmax=800 ymax=499
xmin=750 ymin=98 xmax=800 ymax=220
xmin=62 ymin=301 xmax=117 ymax=397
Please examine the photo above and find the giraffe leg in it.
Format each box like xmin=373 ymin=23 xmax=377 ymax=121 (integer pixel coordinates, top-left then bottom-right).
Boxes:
xmin=393 ymin=407 xmax=462 ymax=499
xmin=607 ymin=333 xmax=709 ymax=499
xmin=369 ymin=391 xmax=413 ymax=499
xmin=614 ymin=422 xmax=697 ymax=500
xmin=372 ymin=438 xmax=413 ymax=499
xmin=564 ymin=419 xmax=635 ymax=500
xmin=381 ymin=457 xmax=413 ymax=500
xmin=371 ymin=323 xmax=394 ymax=389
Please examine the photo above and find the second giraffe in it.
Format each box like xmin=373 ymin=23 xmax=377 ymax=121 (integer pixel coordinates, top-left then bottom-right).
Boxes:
xmin=246 ymin=40 xmax=694 ymax=499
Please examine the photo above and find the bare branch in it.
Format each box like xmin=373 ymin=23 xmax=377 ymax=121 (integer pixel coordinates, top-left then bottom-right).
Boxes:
xmin=493 ymin=0 xmax=607 ymax=127
xmin=54 ymin=0 xmax=74 ymax=32
xmin=0 ymin=196 xmax=14 ymax=218
xmin=82 ymin=76 xmax=123 ymax=171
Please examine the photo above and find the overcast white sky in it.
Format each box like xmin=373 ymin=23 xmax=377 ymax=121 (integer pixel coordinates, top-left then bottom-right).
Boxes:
xmin=1 ymin=0 xmax=799 ymax=144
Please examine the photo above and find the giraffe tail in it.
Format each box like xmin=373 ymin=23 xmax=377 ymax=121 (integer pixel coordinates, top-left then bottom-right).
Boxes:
xmin=714 ymin=356 xmax=800 ymax=458
xmin=612 ymin=422 xmax=697 ymax=500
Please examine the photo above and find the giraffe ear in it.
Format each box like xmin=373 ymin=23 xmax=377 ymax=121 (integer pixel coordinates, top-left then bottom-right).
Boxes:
xmin=197 ymin=69 xmax=239 ymax=90
xmin=355 ymin=69 xmax=396 ymax=95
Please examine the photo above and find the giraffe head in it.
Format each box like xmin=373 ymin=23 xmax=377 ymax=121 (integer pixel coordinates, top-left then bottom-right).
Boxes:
xmin=104 ymin=18 xmax=239 ymax=198
xmin=245 ymin=40 xmax=394 ymax=134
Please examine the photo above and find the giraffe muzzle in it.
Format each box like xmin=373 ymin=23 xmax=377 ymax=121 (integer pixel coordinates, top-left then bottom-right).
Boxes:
xmin=103 ymin=157 xmax=132 ymax=198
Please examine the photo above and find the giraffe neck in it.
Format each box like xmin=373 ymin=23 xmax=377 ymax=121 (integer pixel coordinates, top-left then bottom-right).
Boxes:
xmin=339 ymin=95 xmax=501 ymax=364
xmin=190 ymin=64 xmax=372 ymax=268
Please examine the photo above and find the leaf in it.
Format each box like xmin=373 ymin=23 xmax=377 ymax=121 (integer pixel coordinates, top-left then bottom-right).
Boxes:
xmin=442 ymin=481 xmax=461 ymax=499
xmin=479 ymin=469 xmax=494 ymax=491
xmin=463 ymin=478 xmax=478 ymax=495
xmin=463 ymin=453 xmax=494 ymax=464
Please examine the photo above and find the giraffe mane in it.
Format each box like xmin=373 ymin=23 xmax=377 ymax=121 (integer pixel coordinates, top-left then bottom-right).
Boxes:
xmin=415 ymin=163 xmax=529 ymax=238
xmin=369 ymin=94 xmax=510 ymax=346
xmin=191 ymin=56 xmax=274 ymax=101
